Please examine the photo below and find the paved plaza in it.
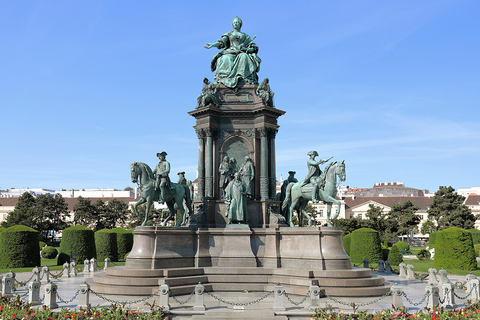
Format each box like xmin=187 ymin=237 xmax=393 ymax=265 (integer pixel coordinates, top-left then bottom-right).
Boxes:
xmin=8 ymin=267 xmax=472 ymax=319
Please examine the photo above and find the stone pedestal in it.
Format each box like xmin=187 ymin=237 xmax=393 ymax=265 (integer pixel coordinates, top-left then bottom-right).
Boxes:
xmin=211 ymin=226 xmax=256 ymax=267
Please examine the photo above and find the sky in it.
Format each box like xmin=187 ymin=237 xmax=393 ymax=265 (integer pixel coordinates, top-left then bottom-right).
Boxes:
xmin=1 ymin=0 xmax=479 ymax=194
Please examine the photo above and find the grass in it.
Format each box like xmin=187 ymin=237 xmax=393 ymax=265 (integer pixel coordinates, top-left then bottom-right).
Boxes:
xmin=0 ymin=258 xmax=125 ymax=274
xmin=395 ymin=259 xmax=480 ymax=276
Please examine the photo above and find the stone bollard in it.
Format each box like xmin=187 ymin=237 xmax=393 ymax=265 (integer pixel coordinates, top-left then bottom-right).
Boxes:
xmin=438 ymin=269 xmax=448 ymax=291
xmin=428 ymin=267 xmax=438 ymax=285
xmin=104 ymin=258 xmax=111 ymax=271
xmin=158 ymin=282 xmax=170 ymax=312
xmin=62 ymin=262 xmax=70 ymax=278
xmin=90 ymin=258 xmax=97 ymax=272
xmin=78 ymin=282 xmax=90 ymax=309
xmin=273 ymin=284 xmax=286 ymax=312
xmin=385 ymin=260 xmax=392 ymax=274
xmin=441 ymin=282 xmax=456 ymax=309
xmin=466 ymin=273 xmax=480 ymax=303
xmin=378 ymin=259 xmax=385 ymax=272
xmin=0 ymin=274 xmax=3 ymax=291
xmin=42 ymin=266 xmax=50 ymax=284
xmin=363 ymin=258 xmax=369 ymax=268
xmin=70 ymin=261 xmax=77 ymax=277
xmin=406 ymin=263 xmax=415 ymax=280
xmin=32 ymin=266 xmax=40 ymax=282
xmin=28 ymin=280 xmax=42 ymax=306
xmin=193 ymin=282 xmax=206 ymax=312
xmin=44 ymin=281 xmax=59 ymax=309
xmin=83 ymin=259 xmax=90 ymax=273
xmin=426 ymin=284 xmax=439 ymax=309
xmin=308 ymin=283 xmax=321 ymax=309
xmin=391 ymin=283 xmax=404 ymax=309
xmin=399 ymin=262 xmax=407 ymax=278
xmin=2 ymin=273 xmax=13 ymax=297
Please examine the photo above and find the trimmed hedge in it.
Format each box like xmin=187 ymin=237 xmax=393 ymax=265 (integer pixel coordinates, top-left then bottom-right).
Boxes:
xmin=393 ymin=241 xmax=410 ymax=253
xmin=388 ymin=245 xmax=403 ymax=266
xmin=57 ymin=225 xmax=96 ymax=265
xmin=95 ymin=229 xmax=118 ymax=262
xmin=0 ymin=225 xmax=41 ymax=268
xmin=41 ymin=246 xmax=58 ymax=259
xmin=468 ymin=229 xmax=480 ymax=245
xmin=349 ymin=228 xmax=382 ymax=264
xmin=475 ymin=244 xmax=480 ymax=257
xmin=111 ymin=227 xmax=133 ymax=260
xmin=39 ymin=241 xmax=46 ymax=249
xmin=434 ymin=227 xmax=476 ymax=271
xmin=429 ymin=232 xmax=437 ymax=248
xmin=343 ymin=233 xmax=352 ymax=256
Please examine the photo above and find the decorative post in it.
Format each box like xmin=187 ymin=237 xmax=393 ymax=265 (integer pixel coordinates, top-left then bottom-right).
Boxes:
xmin=196 ymin=129 xmax=205 ymax=200
xmin=377 ymin=259 xmax=385 ymax=272
xmin=273 ymin=284 xmax=285 ymax=312
xmin=193 ymin=282 xmax=205 ymax=312
xmin=159 ymin=282 xmax=170 ymax=312
xmin=32 ymin=266 xmax=40 ymax=282
xmin=90 ymin=258 xmax=97 ymax=272
xmin=406 ymin=264 xmax=415 ymax=280
xmin=42 ymin=266 xmax=50 ymax=284
xmin=426 ymin=284 xmax=439 ymax=309
xmin=70 ymin=261 xmax=77 ymax=277
xmin=83 ymin=259 xmax=90 ymax=273
xmin=385 ymin=260 xmax=392 ymax=274
xmin=2 ymin=273 xmax=13 ymax=297
xmin=62 ymin=262 xmax=70 ymax=278
xmin=44 ymin=281 xmax=58 ymax=309
xmin=78 ymin=282 xmax=90 ymax=309
xmin=466 ymin=273 xmax=479 ymax=303
xmin=391 ymin=283 xmax=404 ymax=309
xmin=398 ymin=262 xmax=407 ymax=278
xmin=363 ymin=258 xmax=369 ymax=268
xmin=428 ymin=267 xmax=438 ymax=285
xmin=441 ymin=282 xmax=456 ymax=309
xmin=308 ymin=283 xmax=321 ymax=309
xmin=438 ymin=269 xmax=448 ymax=291
xmin=260 ymin=128 xmax=269 ymax=200
xmin=205 ymin=128 xmax=214 ymax=198
xmin=28 ymin=280 xmax=42 ymax=306
xmin=104 ymin=258 xmax=111 ymax=270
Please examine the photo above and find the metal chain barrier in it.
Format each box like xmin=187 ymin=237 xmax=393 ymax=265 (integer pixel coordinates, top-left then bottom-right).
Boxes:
xmin=89 ymin=288 xmax=157 ymax=305
xmin=17 ymin=290 xmax=30 ymax=298
xmin=49 ymin=270 xmax=64 ymax=279
xmin=283 ymin=290 xmax=310 ymax=306
xmin=325 ymin=290 xmax=392 ymax=307
xmin=402 ymin=291 xmax=429 ymax=306
xmin=453 ymin=283 xmax=476 ymax=300
xmin=205 ymin=290 xmax=273 ymax=307
xmin=15 ymin=273 xmax=35 ymax=287
xmin=170 ymin=289 xmax=195 ymax=305
xmin=454 ymin=280 xmax=467 ymax=289
xmin=433 ymin=289 xmax=447 ymax=304
xmin=56 ymin=289 xmax=80 ymax=304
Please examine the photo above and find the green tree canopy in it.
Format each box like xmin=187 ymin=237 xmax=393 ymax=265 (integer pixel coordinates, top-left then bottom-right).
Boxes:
xmin=427 ymin=186 xmax=476 ymax=230
xmin=387 ymin=200 xmax=421 ymax=237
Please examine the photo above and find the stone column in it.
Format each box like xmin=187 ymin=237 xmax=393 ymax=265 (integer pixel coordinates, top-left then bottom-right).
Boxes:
xmin=205 ymin=128 xmax=214 ymax=198
xmin=260 ymin=128 xmax=269 ymax=200
xmin=196 ymin=129 xmax=205 ymax=200
xmin=268 ymin=129 xmax=277 ymax=199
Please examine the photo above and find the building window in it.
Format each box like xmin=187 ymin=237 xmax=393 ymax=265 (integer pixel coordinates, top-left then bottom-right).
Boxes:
xmin=349 ymin=213 xmax=354 ymax=219
xmin=319 ymin=209 xmax=324 ymax=217
xmin=358 ymin=214 xmax=363 ymax=219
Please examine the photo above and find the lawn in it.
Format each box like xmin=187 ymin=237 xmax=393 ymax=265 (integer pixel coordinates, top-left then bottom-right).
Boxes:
xmin=0 ymin=258 xmax=125 ymax=273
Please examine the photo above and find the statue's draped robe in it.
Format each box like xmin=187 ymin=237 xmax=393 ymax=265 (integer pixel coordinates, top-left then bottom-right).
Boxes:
xmin=225 ymin=179 xmax=248 ymax=223
xmin=211 ymin=31 xmax=261 ymax=88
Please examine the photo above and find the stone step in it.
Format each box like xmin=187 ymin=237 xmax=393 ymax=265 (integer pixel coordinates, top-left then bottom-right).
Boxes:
xmin=163 ymin=275 xmax=209 ymax=287
xmin=317 ymin=276 xmax=385 ymax=287
xmin=94 ymin=272 xmax=159 ymax=286
xmin=106 ymin=267 xmax=164 ymax=277
xmin=92 ymin=283 xmax=156 ymax=296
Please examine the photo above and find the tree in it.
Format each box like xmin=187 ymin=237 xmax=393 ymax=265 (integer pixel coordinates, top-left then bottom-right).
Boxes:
xmin=123 ymin=187 xmax=134 ymax=191
xmin=102 ymin=199 xmax=130 ymax=229
xmin=387 ymin=200 xmax=421 ymax=238
xmin=332 ymin=217 xmax=364 ymax=234
xmin=73 ymin=196 xmax=96 ymax=227
xmin=420 ymin=220 xmax=436 ymax=235
xmin=2 ymin=192 xmax=40 ymax=229
xmin=364 ymin=204 xmax=398 ymax=245
xmin=427 ymin=186 xmax=476 ymax=230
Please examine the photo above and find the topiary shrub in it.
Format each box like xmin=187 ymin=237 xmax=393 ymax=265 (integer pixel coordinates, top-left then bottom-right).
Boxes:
xmin=416 ymin=248 xmax=431 ymax=260
xmin=393 ymin=241 xmax=410 ymax=253
xmin=111 ymin=227 xmax=133 ymax=261
xmin=434 ymin=227 xmax=476 ymax=271
xmin=95 ymin=229 xmax=118 ymax=262
xmin=468 ymin=229 xmax=480 ymax=245
xmin=387 ymin=245 xmax=403 ymax=266
xmin=57 ymin=225 xmax=96 ymax=265
xmin=429 ymin=232 xmax=437 ymax=248
xmin=349 ymin=228 xmax=382 ymax=264
xmin=41 ymin=246 xmax=58 ymax=259
xmin=39 ymin=241 xmax=46 ymax=249
xmin=343 ymin=233 xmax=352 ymax=256
xmin=475 ymin=244 xmax=480 ymax=257
xmin=0 ymin=225 xmax=41 ymax=268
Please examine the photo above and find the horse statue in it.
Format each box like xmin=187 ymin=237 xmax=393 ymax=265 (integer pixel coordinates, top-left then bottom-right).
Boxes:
xmin=282 ymin=160 xmax=346 ymax=227
xmin=130 ymin=162 xmax=192 ymax=227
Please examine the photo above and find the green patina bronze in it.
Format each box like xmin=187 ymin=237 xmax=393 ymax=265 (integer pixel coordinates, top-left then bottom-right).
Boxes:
xmin=224 ymin=172 xmax=248 ymax=224
xmin=130 ymin=161 xmax=192 ymax=227
xmin=204 ymin=16 xmax=261 ymax=88
xmin=282 ymin=160 xmax=346 ymax=227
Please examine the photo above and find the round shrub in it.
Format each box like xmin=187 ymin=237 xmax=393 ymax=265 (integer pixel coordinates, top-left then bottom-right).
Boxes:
xmin=41 ymin=246 xmax=58 ymax=259
xmin=343 ymin=233 xmax=352 ymax=256
xmin=416 ymin=248 xmax=431 ymax=260
xmin=393 ymin=241 xmax=410 ymax=253
xmin=434 ymin=227 xmax=476 ymax=271
xmin=57 ymin=225 xmax=96 ymax=265
xmin=349 ymin=228 xmax=382 ymax=264
xmin=39 ymin=241 xmax=46 ymax=249
xmin=95 ymin=229 xmax=118 ymax=262
xmin=387 ymin=245 xmax=403 ymax=266
xmin=0 ymin=225 xmax=41 ymax=268
xmin=468 ymin=229 xmax=480 ymax=245
xmin=111 ymin=227 xmax=133 ymax=260
xmin=429 ymin=232 xmax=437 ymax=248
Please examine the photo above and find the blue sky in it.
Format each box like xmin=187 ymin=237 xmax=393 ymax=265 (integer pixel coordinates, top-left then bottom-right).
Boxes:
xmin=1 ymin=1 xmax=479 ymax=193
